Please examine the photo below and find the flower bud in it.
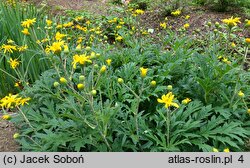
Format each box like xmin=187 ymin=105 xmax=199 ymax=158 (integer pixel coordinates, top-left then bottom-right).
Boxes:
xmin=60 ymin=77 xmax=67 ymax=84
xmin=77 ymin=83 xmax=84 ymax=90
xmin=53 ymin=81 xmax=60 ymax=87
xmin=106 ymin=59 xmax=112 ymax=66
xmin=245 ymin=38 xmax=250 ymax=44
xmin=91 ymin=90 xmax=97 ymax=96
xmin=182 ymin=98 xmax=191 ymax=105
xmin=13 ymin=133 xmax=20 ymax=139
xmin=94 ymin=64 xmax=99 ymax=69
xmin=63 ymin=45 xmax=69 ymax=53
xmin=118 ymin=78 xmax=124 ymax=84
xmin=150 ymin=80 xmax=156 ymax=87
xmin=207 ymin=21 xmax=212 ymax=27
xmin=212 ymin=148 xmax=219 ymax=152
xmin=223 ymin=148 xmax=230 ymax=152
xmin=79 ymin=75 xmax=85 ymax=82
xmin=167 ymin=85 xmax=173 ymax=90
xmin=85 ymin=46 xmax=91 ymax=51
xmin=238 ymin=90 xmax=244 ymax=98
xmin=215 ymin=22 xmax=220 ymax=28
xmin=76 ymin=44 xmax=81 ymax=51
xmin=140 ymin=67 xmax=148 ymax=78
xmin=231 ymin=42 xmax=236 ymax=48
xmin=100 ymin=65 xmax=107 ymax=73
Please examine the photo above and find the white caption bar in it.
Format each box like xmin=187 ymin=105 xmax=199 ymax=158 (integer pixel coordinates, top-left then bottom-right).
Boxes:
xmin=0 ymin=152 xmax=249 ymax=168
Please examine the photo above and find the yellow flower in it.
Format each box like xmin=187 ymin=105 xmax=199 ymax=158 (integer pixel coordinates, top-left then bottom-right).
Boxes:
xmin=213 ymin=148 xmax=219 ymax=152
xmin=106 ymin=59 xmax=112 ymax=66
xmin=0 ymin=94 xmax=17 ymax=109
xmin=76 ymin=44 xmax=81 ymax=51
xmin=56 ymin=24 xmax=63 ymax=29
xmin=183 ymin=23 xmax=190 ymax=29
xmin=245 ymin=20 xmax=250 ymax=27
xmin=86 ymin=20 xmax=91 ymax=25
xmin=140 ymin=67 xmax=148 ymax=78
xmin=116 ymin=25 xmax=122 ymax=29
xmin=135 ymin=9 xmax=144 ymax=15
xmin=18 ymin=45 xmax=28 ymax=52
xmin=21 ymin=18 xmax=36 ymax=28
xmin=55 ymin=32 xmax=67 ymax=41
xmin=222 ymin=16 xmax=241 ymax=28
xmin=231 ymin=42 xmax=236 ymax=48
xmin=21 ymin=28 xmax=30 ymax=35
xmin=49 ymin=41 xmax=64 ymax=54
xmin=63 ymin=21 xmax=73 ymax=28
xmin=185 ymin=15 xmax=190 ymax=20
xmin=63 ymin=44 xmax=69 ymax=53
xmin=157 ymin=92 xmax=179 ymax=109
xmin=222 ymin=57 xmax=231 ymax=64
xmin=171 ymin=9 xmax=181 ymax=16
xmin=7 ymin=39 xmax=14 ymax=44
xmin=2 ymin=114 xmax=11 ymax=120
xmin=18 ymin=97 xmax=31 ymax=106
xmin=182 ymin=98 xmax=192 ymax=104
xmin=100 ymin=65 xmax=107 ymax=73
xmin=224 ymin=148 xmax=230 ymax=152
xmin=245 ymin=38 xmax=250 ymax=44
xmin=160 ymin=22 xmax=167 ymax=29
xmin=238 ymin=90 xmax=244 ymax=98
xmin=76 ymin=37 xmax=83 ymax=44
xmin=116 ymin=36 xmax=123 ymax=42
xmin=74 ymin=16 xmax=83 ymax=22
xmin=0 ymin=94 xmax=30 ymax=109
xmin=41 ymin=38 xmax=49 ymax=43
xmin=8 ymin=58 xmax=20 ymax=69
xmin=247 ymin=109 xmax=250 ymax=115
xmin=142 ymin=31 xmax=149 ymax=35
xmin=72 ymin=54 xmax=92 ymax=69
xmin=1 ymin=44 xmax=17 ymax=54
xmin=46 ymin=19 xmax=52 ymax=26
xmin=14 ymin=82 xmax=20 ymax=88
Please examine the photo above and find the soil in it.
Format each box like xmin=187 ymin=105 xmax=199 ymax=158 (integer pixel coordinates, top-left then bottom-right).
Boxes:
xmin=30 ymin=0 xmax=111 ymax=16
xmin=0 ymin=0 xmax=249 ymax=152
xmin=0 ymin=114 xmax=19 ymax=152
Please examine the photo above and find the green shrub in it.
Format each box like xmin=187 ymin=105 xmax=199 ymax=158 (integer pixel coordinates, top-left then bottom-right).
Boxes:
xmin=13 ymin=28 xmax=250 ymax=151
xmin=1 ymin=0 xmax=249 ymax=152
xmin=129 ymin=0 xmax=150 ymax=10
xmin=195 ymin=0 xmax=250 ymax=12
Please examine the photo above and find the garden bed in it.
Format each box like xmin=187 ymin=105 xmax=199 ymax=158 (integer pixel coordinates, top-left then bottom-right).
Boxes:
xmin=0 ymin=0 xmax=250 ymax=152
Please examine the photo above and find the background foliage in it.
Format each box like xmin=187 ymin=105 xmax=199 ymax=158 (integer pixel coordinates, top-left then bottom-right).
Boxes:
xmin=0 ymin=0 xmax=249 ymax=152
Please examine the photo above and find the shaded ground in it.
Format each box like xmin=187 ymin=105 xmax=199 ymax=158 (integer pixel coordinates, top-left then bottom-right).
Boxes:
xmin=140 ymin=6 xmax=249 ymax=35
xmin=30 ymin=0 xmax=111 ymax=15
xmin=0 ymin=114 xmax=19 ymax=152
